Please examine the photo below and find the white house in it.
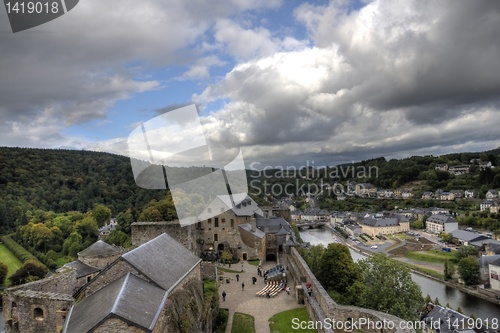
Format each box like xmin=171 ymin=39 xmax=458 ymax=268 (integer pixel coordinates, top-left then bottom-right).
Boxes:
xmin=486 ymin=189 xmax=499 ymax=200
xmin=464 ymin=189 xmax=475 ymax=198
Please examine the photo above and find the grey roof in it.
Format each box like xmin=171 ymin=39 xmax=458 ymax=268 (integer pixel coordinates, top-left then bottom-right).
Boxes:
xmin=239 ymin=224 xmax=266 ymax=239
xmin=421 ymin=304 xmax=471 ymax=333
xmin=276 ymin=226 xmax=290 ymax=236
xmin=450 ymin=230 xmax=489 ymax=243
xmin=360 ymin=217 xmax=400 ymax=227
xmin=479 ymin=255 xmax=500 ymax=268
xmin=64 ymin=272 xmax=167 ymax=333
xmin=122 ymin=233 xmax=201 ymax=292
xmin=491 ymin=258 xmax=500 ymax=267
xmin=218 ymin=194 xmax=263 ymax=217
xmin=63 ymin=260 xmax=100 ymax=278
xmin=470 ymin=239 xmax=500 ymax=250
xmin=77 ymin=240 xmax=122 ymax=257
xmin=255 ymin=216 xmax=290 ymax=234
xmin=427 ymin=214 xmax=457 ymax=224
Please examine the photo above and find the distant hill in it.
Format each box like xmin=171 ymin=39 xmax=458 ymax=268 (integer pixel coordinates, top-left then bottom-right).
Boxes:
xmin=0 ymin=147 xmax=166 ymax=221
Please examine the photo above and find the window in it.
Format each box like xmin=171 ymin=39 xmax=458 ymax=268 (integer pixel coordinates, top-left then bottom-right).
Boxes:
xmin=214 ymin=218 xmax=219 ymax=228
xmin=222 ymin=218 xmax=226 ymax=223
xmin=214 ymin=234 xmax=218 ymax=242
xmin=34 ymin=308 xmax=44 ymax=321
xmin=221 ymin=207 xmax=225 ymax=213
xmin=207 ymin=218 xmax=212 ymax=224
xmin=231 ymin=219 xmax=234 ymax=228
xmin=208 ymin=208 xmax=212 ymax=213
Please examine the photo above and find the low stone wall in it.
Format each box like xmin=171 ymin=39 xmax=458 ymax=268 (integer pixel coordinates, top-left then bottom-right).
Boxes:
xmin=286 ymin=247 xmax=415 ymax=333
xmin=201 ymin=262 xmax=217 ymax=280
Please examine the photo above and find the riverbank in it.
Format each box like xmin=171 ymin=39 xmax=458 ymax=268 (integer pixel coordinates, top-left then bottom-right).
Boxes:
xmin=345 ymin=240 xmax=500 ymax=307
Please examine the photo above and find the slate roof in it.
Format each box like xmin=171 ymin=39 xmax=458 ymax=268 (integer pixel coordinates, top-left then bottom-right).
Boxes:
xmin=63 ymin=260 xmax=100 ymax=278
xmin=64 ymin=273 xmax=167 ymax=333
xmin=421 ymin=304 xmax=472 ymax=333
xmin=359 ymin=217 xmax=400 ymax=227
xmin=77 ymin=240 xmax=122 ymax=257
xmin=218 ymin=193 xmax=263 ymax=217
xmin=479 ymin=255 xmax=500 ymax=268
xmin=427 ymin=214 xmax=457 ymax=224
xmin=491 ymin=258 xmax=500 ymax=267
xmin=450 ymin=229 xmax=489 ymax=243
xmin=239 ymin=223 xmax=266 ymax=239
xmin=121 ymin=233 xmax=201 ymax=292
xmin=470 ymin=239 xmax=500 ymax=251
xmin=255 ymin=216 xmax=290 ymax=234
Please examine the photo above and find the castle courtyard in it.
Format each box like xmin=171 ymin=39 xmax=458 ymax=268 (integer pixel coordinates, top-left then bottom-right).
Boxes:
xmin=218 ymin=260 xmax=304 ymax=333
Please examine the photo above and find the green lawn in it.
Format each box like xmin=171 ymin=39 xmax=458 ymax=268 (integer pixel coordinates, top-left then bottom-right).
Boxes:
xmin=247 ymin=259 xmax=260 ymax=266
xmin=231 ymin=312 xmax=255 ymax=333
xmin=0 ymin=244 xmax=22 ymax=285
xmin=217 ymin=267 xmax=242 ymax=274
xmin=405 ymin=250 xmax=454 ymax=264
xmin=269 ymin=308 xmax=316 ymax=333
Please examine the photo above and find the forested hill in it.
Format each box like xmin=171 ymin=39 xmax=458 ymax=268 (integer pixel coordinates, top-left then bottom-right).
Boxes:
xmin=0 ymin=147 xmax=167 ymax=228
xmin=1 ymin=146 xmax=500 ymax=230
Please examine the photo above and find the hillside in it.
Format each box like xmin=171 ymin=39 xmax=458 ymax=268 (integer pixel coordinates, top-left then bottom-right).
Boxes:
xmin=0 ymin=147 xmax=168 ymax=232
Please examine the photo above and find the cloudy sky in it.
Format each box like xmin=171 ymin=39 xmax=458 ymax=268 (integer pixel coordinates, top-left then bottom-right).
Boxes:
xmin=1 ymin=0 xmax=500 ymax=168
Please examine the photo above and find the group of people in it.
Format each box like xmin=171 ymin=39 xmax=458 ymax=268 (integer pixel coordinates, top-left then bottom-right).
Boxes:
xmin=221 ymin=264 xmax=292 ymax=302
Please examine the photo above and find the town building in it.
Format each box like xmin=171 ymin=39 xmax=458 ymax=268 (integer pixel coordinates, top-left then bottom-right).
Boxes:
xmin=358 ymin=215 xmax=410 ymax=237
xmin=425 ymin=214 xmax=458 ymax=234
xmin=489 ymin=258 xmax=500 ymax=292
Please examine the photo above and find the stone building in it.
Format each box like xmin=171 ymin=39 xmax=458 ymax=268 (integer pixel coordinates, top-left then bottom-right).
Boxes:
xmin=64 ymin=233 xmax=203 ymax=333
xmin=359 ymin=216 xmax=410 ymax=237
xmin=2 ymin=240 xmax=123 ymax=333
xmin=425 ymin=214 xmax=458 ymax=234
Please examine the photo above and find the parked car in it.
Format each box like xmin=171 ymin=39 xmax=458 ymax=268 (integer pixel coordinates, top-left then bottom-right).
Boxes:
xmin=370 ymin=245 xmax=378 ymax=249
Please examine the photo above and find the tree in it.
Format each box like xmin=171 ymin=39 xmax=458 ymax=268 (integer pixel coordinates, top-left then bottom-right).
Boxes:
xmin=441 ymin=233 xmax=453 ymax=244
xmin=0 ymin=262 xmax=8 ymax=286
xmin=92 ymin=204 xmax=111 ymax=228
xmin=454 ymin=246 xmax=478 ymax=262
xmin=411 ymin=220 xmax=424 ymax=230
xmin=62 ymin=231 xmax=84 ymax=257
xmin=220 ymin=250 xmax=233 ymax=264
xmin=357 ymin=254 xmax=423 ymax=321
xmin=116 ymin=209 xmax=134 ymax=234
xmin=458 ymin=257 xmax=480 ymax=285
xmin=9 ymin=260 xmax=47 ymax=286
xmin=105 ymin=230 xmax=131 ymax=248
xmin=317 ymin=243 xmax=364 ymax=305
xmin=444 ymin=260 xmax=453 ymax=281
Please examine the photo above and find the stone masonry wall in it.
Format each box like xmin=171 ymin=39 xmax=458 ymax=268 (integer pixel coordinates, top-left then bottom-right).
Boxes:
xmin=152 ymin=265 xmax=203 ymax=333
xmin=287 ymin=247 xmax=415 ymax=333
xmin=77 ymin=259 xmax=139 ymax=299
xmin=201 ymin=262 xmax=217 ymax=280
xmin=94 ymin=317 xmax=146 ymax=333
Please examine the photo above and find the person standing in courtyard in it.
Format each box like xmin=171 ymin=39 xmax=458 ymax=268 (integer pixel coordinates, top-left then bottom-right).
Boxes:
xmin=222 ymin=290 xmax=226 ymax=301
xmin=242 ymin=282 xmax=245 ymax=291
xmin=236 ymin=273 xmax=239 ymax=282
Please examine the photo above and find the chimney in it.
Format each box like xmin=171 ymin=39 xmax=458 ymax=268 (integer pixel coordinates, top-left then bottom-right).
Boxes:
xmin=251 ymin=218 xmax=256 ymax=232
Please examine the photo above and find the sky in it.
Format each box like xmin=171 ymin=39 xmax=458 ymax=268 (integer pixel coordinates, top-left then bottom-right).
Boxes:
xmin=1 ymin=0 xmax=500 ymax=169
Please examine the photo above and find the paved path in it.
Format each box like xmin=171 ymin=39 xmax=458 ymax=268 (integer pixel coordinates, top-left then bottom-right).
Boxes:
xmin=218 ymin=261 xmax=303 ymax=333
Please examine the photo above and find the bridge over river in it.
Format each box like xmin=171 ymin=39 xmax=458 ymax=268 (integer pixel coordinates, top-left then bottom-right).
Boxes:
xmin=295 ymin=221 xmax=327 ymax=230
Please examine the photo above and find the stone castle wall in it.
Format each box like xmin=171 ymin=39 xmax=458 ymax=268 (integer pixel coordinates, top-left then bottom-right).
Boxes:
xmin=79 ymin=253 xmax=121 ymax=270
xmin=286 ymin=247 xmax=415 ymax=333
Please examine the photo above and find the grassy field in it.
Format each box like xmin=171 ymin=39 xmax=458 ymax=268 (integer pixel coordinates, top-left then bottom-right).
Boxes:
xmin=404 ymin=250 xmax=454 ymax=264
xmin=0 ymin=243 xmax=22 ymax=285
xmin=269 ymin=308 xmax=316 ymax=333
xmin=247 ymin=259 xmax=260 ymax=266
xmin=231 ymin=312 xmax=255 ymax=333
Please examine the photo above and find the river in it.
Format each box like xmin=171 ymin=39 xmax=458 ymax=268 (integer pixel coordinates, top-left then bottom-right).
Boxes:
xmin=299 ymin=228 xmax=500 ymax=321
